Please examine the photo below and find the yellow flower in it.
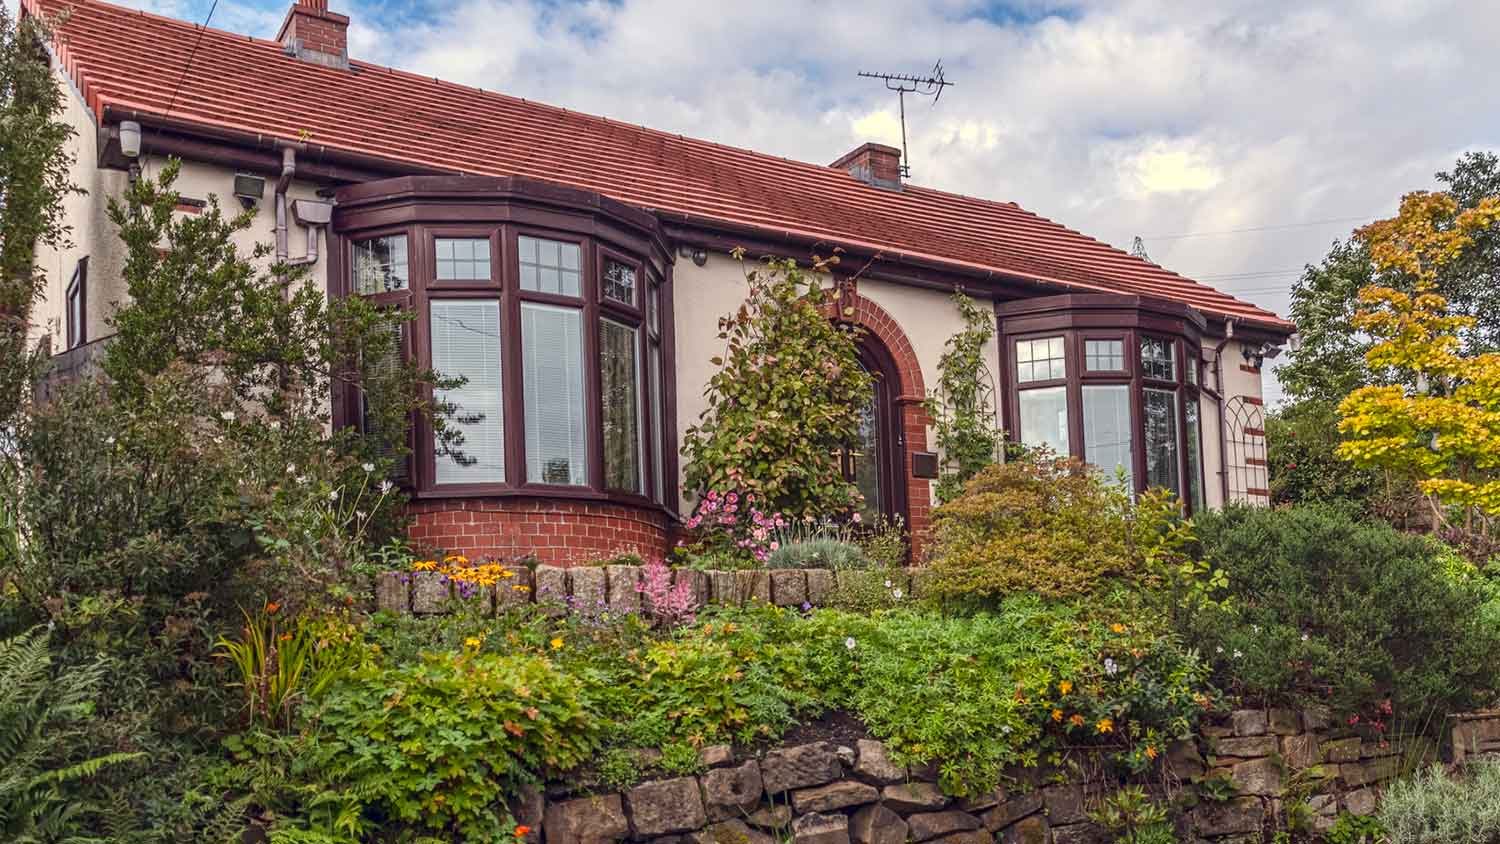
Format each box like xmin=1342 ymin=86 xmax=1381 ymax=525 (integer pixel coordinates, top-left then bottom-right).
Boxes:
xmin=550 ymin=638 xmax=564 ymax=650
xmin=1096 ymin=718 xmax=1114 ymax=734
xmin=464 ymin=637 xmax=482 ymax=649
xmin=412 ymin=560 xmax=437 ymax=572
xmin=1144 ymin=745 xmax=1158 ymax=760
xmin=1051 ymin=709 xmax=1063 ymax=722
xmin=1110 ymin=623 xmax=1126 ymax=634
xmin=1058 ymin=680 xmax=1073 ymax=695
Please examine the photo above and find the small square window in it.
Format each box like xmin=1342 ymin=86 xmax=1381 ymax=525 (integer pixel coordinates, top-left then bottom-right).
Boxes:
xmin=353 ymin=234 xmax=409 ymax=294
xmin=435 ymin=237 xmax=492 ymax=281
xmin=1141 ymin=337 xmax=1176 ymax=381
xmin=1085 ymin=339 xmax=1125 ymax=372
xmin=1016 ymin=336 xmax=1066 ymax=383
xmin=519 ymin=235 xmax=581 ymax=297
xmin=603 ymin=259 xmax=637 ymax=306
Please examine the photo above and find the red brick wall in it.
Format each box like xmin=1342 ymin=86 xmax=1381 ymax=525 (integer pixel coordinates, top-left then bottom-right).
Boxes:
xmin=406 ymin=498 xmax=671 ymax=565
xmin=278 ymin=2 xmax=348 ymax=58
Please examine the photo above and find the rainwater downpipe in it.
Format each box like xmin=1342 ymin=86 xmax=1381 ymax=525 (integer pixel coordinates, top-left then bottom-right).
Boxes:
xmin=1212 ymin=319 xmax=1236 ymax=505
xmin=274 ymin=145 xmax=296 ymax=264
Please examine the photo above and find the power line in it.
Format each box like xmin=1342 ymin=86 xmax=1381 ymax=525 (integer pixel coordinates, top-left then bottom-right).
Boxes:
xmin=164 ymin=0 xmax=220 ymax=119
xmin=1145 ymin=215 xmax=1377 ymax=241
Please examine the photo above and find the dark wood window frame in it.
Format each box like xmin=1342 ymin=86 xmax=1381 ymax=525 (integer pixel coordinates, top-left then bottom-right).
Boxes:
xmin=328 ymin=176 xmax=679 ymax=517
xmin=997 ymin=294 xmax=1208 ymax=512
xmin=65 ymin=256 xmax=87 ymax=349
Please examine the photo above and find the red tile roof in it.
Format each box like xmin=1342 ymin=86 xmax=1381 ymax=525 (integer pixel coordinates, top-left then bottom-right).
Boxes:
xmin=28 ymin=0 xmax=1292 ymax=333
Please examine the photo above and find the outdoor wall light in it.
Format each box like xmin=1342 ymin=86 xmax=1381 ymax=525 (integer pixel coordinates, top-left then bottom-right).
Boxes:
xmin=118 ymin=120 xmax=142 ymax=158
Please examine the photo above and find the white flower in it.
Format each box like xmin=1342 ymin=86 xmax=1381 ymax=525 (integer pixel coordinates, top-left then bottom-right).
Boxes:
xmin=1251 ymin=624 xmax=1260 ymax=633
xmin=268 ymin=420 xmax=281 ymax=430
xmin=362 ymin=462 xmax=375 ymax=473
xmin=286 ymin=463 xmax=297 ymax=474
xmin=328 ymin=490 xmax=339 ymax=501
xmin=295 ymin=475 xmax=309 ymax=485
xmin=104 ymin=435 xmax=116 ymax=445
xmin=379 ymin=480 xmax=394 ymax=495
xmin=1233 ymin=649 xmax=1244 ymax=659
xmin=1215 ymin=646 xmax=1224 ymax=654
xmin=356 ymin=510 xmax=367 ymax=520
xmin=1103 ymin=657 xmax=1119 ymax=675
xmin=892 ymin=588 xmax=903 ymax=600
xmin=1001 ymin=725 xmax=1012 ymax=734
xmin=844 ymin=637 xmax=856 ymax=651
xmin=884 ymin=579 xmax=892 ymax=588
xmin=220 ymin=411 xmax=235 ymax=422
xmin=1301 ymin=633 xmax=1310 ymax=642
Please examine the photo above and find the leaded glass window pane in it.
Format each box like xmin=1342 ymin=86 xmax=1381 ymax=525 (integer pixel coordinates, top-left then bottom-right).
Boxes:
xmin=353 ymin=234 xmax=408 ymax=294
xmin=600 ymin=317 xmax=643 ymax=493
xmin=1185 ymin=398 xmax=1204 ymax=511
xmin=1144 ymin=388 xmax=1180 ymax=495
xmin=603 ymin=259 xmax=637 ymax=307
xmin=1141 ymin=337 xmax=1176 ymax=381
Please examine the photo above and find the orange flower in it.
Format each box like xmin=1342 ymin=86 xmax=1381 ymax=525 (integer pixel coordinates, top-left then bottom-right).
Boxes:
xmin=1051 ymin=709 xmax=1063 ymax=722
xmin=1069 ymin=714 xmax=1086 ymax=728
xmin=1096 ymin=718 xmax=1114 ymax=734
xmin=279 ymin=632 xmax=293 ymax=642
xmin=265 ymin=601 xmax=280 ymax=615
xmin=1058 ymin=680 xmax=1073 ymax=695
xmin=1144 ymin=745 xmax=1158 ymax=760
xmin=515 ymin=826 xmax=532 ymax=838
xmin=1110 ymin=623 xmax=1126 ymax=634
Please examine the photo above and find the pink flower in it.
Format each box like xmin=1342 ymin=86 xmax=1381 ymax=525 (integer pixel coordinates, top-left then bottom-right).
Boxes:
xmin=852 ymin=512 xmax=863 ymax=523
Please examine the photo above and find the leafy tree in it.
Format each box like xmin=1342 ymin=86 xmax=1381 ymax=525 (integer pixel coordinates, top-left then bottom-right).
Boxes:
xmin=925 ymin=291 xmax=1003 ymax=503
xmin=682 ymin=252 xmax=872 ymax=520
xmin=0 ymin=8 xmax=80 ymax=429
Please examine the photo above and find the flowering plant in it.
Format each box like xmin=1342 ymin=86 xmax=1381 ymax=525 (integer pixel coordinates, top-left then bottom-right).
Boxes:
xmin=679 ymin=489 xmax=787 ymax=565
xmin=635 ymin=558 xmax=697 ymax=628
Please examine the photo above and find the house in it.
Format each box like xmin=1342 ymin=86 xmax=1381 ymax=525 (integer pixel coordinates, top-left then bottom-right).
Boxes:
xmin=24 ymin=0 xmax=1295 ymax=563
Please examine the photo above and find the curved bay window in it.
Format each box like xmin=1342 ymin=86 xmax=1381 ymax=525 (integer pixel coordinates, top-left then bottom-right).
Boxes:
xmin=332 ymin=176 xmax=676 ymax=512
xmin=999 ymin=294 xmax=1207 ymax=512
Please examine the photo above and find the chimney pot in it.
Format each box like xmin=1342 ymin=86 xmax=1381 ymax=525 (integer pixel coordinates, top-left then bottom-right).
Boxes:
xmin=277 ymin=0 xmax=350 ymax=69
xmin=831 ymin=143 xmax=903 ymax=189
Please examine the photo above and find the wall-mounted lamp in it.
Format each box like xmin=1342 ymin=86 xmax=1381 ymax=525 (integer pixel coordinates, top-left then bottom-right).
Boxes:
xmin=1241 ymin=342 xmax=1284 ymax=370
xmin=676 ymin=245 xmax=708 ymax=267
xmin=118 ymin=120 xmax=142 ymax=159
xmin=233 ymin=173 xmax=266 ymax=210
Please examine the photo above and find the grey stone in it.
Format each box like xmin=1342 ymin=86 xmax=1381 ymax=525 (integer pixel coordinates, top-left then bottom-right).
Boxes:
xmin=770 ymin=569 xmax=808 ymax=607
xmin=1302 ymin=705 xmax=1333 ymax=732
xmin=506 ymin=783 xmax=543 ymax=844
xmin=805 ymin=569 xmax=835 ymax=605
xmin=626 ymin=777 xmax=707 ymax=836
xmin=1361 ymin=740 xmax=1399 ymax=758
xmin=909 ymin=760 xmax=942 ymax=782
xmin=735 ymin=570 xmax=771 ymax=604
xmin=746 ymin=804 xmax=792 ymax=830
xmin=836 ymin=745 xmax=857 ymax=767
xmin=1322 ymin=737 xmax=1362 ymax=763
xmin=1050 ymin=823 xmax=1108 ymax=844
xmin=1231 ymin=709 xmax=1268 ymax=736
xmin=1306 ymin=793 xmax=1337 ymax=816
xmin=1167 ymin=740 xmax=1206 ymax=780
xmin=1215 ymin=735 xmax=1278 ymax=758
xmin=495 ymin=565 xmax=534 ymax=609
xmin=606 ymin=565 xmax=642 ymax=614
xmin=850 ymin=804 xmax=907 ymax=844
xmin=701 ymin=761 xmax=763 ymax=818
xmin=1341 ymin=756 xmax=1400 ymax=787
xmin=882 ymin=782 xmax=950 ymax=813
xmin=792 ymin=812 xmax=851 ymax=844
xmin=375 ymin=571 xmax=408 ymax=613
xmin=706 ymin=570 xmax=738 ymax=604
xmin=853 ymin=739 xmax=906 ymax=784
xmin=761 ymin=743 xmax=841 ymax=794
xmin=1202 ymin=723 xmax=1235 ymax=738
xmin=699 ymin=744 xmax=734 ymax=768
xmin=699 ymin=819 xmax=774 ymax=844
xmin=1192 ymin=796 xmax=1263 ymax=836
xmin=1042 ymin=784 xmax=1086 ymax=824
xmin=1282 ymin=734 xmax=1322 ymax=769
xmin=1267 ymin=708 xmax=1301 ymax=735
xmin=982 ymin=792 xmax=1043 ymax=832
xmin=929 ymin=833 xmax=993 ymax=844
xmin=534 ymin=565 xmax=569 ymax=613
xmin=544 ymin=793 xmax=629 ymax=844
xmin=1000 ymin=815 xmax=1048 ymax=844
xmin=410 ymin=570 xmax=451 ymax=614
xmin=957 ymin=787 xmax=1003 ymax=814
xmin=908 ymin=810 xmax=983 ymax=842
xmin=1231 ymin=757 xmax=1283 ymax=795
xmin=792 ymin=780 xmax=879 ymax=813
xmin=1344 ymin=787 xmax=1377 ymax=816
xmin=569 ymin=566 xmax=607 ymax=610
xmin=674 ymin=568 xmax=710 ymax=610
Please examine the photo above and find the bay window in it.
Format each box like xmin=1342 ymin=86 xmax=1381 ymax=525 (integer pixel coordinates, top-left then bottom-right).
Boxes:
xmin=334 ymin=179 xmax=675 ymax=511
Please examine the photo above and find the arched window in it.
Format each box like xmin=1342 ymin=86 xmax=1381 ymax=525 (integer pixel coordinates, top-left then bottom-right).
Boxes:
xmin=842 ymin=338 xmax=906 ymax=524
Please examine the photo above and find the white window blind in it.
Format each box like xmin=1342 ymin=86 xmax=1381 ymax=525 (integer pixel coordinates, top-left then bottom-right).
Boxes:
xmin=1083 ymin=385 xmax=1133 ymax=487
xmin=1018 ymin=386 xmax=1069 ymax=456
xmin=522 ymin=302 xmax=587 ymax=485
xmin=430 ymin=300 xmax=504 ymax=484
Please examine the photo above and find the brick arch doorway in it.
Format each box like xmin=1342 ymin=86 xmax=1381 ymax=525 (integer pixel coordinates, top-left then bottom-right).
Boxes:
xmin=848 ymin=336 xmax=907 ymax=527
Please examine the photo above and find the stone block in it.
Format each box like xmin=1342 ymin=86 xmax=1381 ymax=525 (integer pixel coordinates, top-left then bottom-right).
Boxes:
xmin=1344 ymin=787 xmax=1377 ymax=816
xmin=982 ymin=792 xmax=1042 ymax=832
xmin=1302 ymin=705 xmax=1332 ymax=732
xmin=626 ymin=777 xmax=706 ymax=836
xmin=675 ymin=569 xmax=710 ymax=609
xmin=1268 ymin=708 xmax=1301 ymax=735
xmin=1231 ymin=709 xmax=1268 ymax=736
xmin=569 ymin=566 xmax=607 ymax=611
xmin=698 ymin=744 xmax=734 ymax=768
xmin=1341 ymin=756 xmax=1400 ymax=787
xmin=769 ymin=569 xmax=808 ymax=607
xmin=544 ymin=793 xmax=629 ymax=844
xmin=792 ymin=812 xmax=851 ymax=844
xmin=495 ymin=565 xmax=534 ymax=609
xmin=793 ymin=780 xmax=879 ymax=813
xmin=1361 ymin=741 xmax=1399 ymax=758
xmin=1166 ymin=740 xmax=1205 ymax=780
xmin=761 ymin=743 xmax=841 ymax=794
xmin=805 ymin=568 xmax=835 ymax=605
xmin=850 ymin=804 xmax=907 ymax=844
xmin=699 ymin=819 xmax=773 ymax=844
xmin=1192 ymin=796 xmax=1263 ymax=837
xmin=506 ymin=783 xmax=544 ymax=844
xmin=1216 ymin=735 xmax=1277 ymax=758
xmin=1452 ymin=711 xmax=1500 ymax=764
xmin=882 ymin=782 xmax=950 ymax=813
xmin=1042 ymin=784 xmax=1086 ymax=824
xmin=375 ymin=571 xmax=409 ymax=613
xmin=1202 ymin=722 xmax=1235 ymax=739
xmin=700 ymin=760 xmax=762 ymax=817
xmin=1306 ymin=793 xmax=1337 ymax=816
xmin=533 ymin=565 xmax=569 ymax=613
xmin=1050 ymin=823 xmax=1109 ymax=844
xmin=606 ymin=565 xmax=642 ymax=615
xmin=908 ymin=810 xmax=983 ymax=842
xmin=706 ymin=570 xmax=738 ymax=604
xmin=1231 ymin=757 xmax=1283 ymax=795
xmin=1321 ymin=737 xmax=1362 ymax=763
xmin=1000 ymin=815 xmax=1048 ymax=844
xmin=929 ymin=833 xmax=993 ymax=844
xmin=410 ymin=571 xmax=451 ymax=614
xmin=735 ymin=569 xmax=771 ymax=605
xmin=957 ymin=787 xmax=1002 ymax=814
xmin=1282 ymin=734 xmax=1323 ymax=769
xmin=853 ymin=739 xmax=906 ymax=784
xmin=747 ymin=804 xmax=792 ymax=829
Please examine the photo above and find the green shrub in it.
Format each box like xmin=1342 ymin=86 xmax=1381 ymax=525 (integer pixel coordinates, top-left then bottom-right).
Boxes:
xmin=1379 ymin=762 xmax=1500 ymax=844
xmin=1187 ymin=504 xmax=1500 ymax=719
xmin=767 ymin=538 xmax=864 ymax=569
xmin=301 ymin=652 xmax=599 ymax=841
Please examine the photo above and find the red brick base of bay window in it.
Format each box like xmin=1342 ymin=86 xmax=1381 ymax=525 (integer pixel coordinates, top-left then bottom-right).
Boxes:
xmin=405 ymin=498 xmax=672 ymax=565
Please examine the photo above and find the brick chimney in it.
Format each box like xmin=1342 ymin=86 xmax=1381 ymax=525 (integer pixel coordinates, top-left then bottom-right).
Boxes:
xmin=278 ymin=0 xmax=349 ymax=69
xmin=831 ymin=143 xmax=903 ymax=190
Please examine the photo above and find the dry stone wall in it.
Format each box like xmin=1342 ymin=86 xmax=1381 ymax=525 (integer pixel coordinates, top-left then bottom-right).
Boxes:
xmin=519 ymin=708 xmax=1430 ymax=844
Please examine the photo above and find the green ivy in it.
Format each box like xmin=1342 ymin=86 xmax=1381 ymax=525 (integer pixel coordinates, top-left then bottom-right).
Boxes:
xmin=925 ymin=291 xmax=1003 ymax=503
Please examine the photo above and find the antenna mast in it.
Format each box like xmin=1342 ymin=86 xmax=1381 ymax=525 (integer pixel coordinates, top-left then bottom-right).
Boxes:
xmin=857 ymin=62 xmax=954 ymax=179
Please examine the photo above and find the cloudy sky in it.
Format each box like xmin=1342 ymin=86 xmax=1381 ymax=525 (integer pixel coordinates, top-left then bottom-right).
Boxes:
xmin=44 ymin=0 xmax=1500 ymax=403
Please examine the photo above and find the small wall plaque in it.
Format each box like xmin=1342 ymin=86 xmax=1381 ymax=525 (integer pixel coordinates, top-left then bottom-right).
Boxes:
xmin=911 ymin=451 xmax=940 ymax=479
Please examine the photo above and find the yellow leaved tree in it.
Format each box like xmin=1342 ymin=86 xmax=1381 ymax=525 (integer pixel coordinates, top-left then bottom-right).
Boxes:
xmin=1337 ymin=190 xmax=1500 ymax=530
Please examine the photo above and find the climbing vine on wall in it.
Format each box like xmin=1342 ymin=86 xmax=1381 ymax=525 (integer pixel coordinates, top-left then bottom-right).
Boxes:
xmin=925 ymin=291 xmax=1003 ymax=503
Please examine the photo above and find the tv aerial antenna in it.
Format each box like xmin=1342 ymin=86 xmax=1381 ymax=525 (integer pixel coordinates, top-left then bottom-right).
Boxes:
xmin=857 ymin=61 xmax=954 ymax=179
